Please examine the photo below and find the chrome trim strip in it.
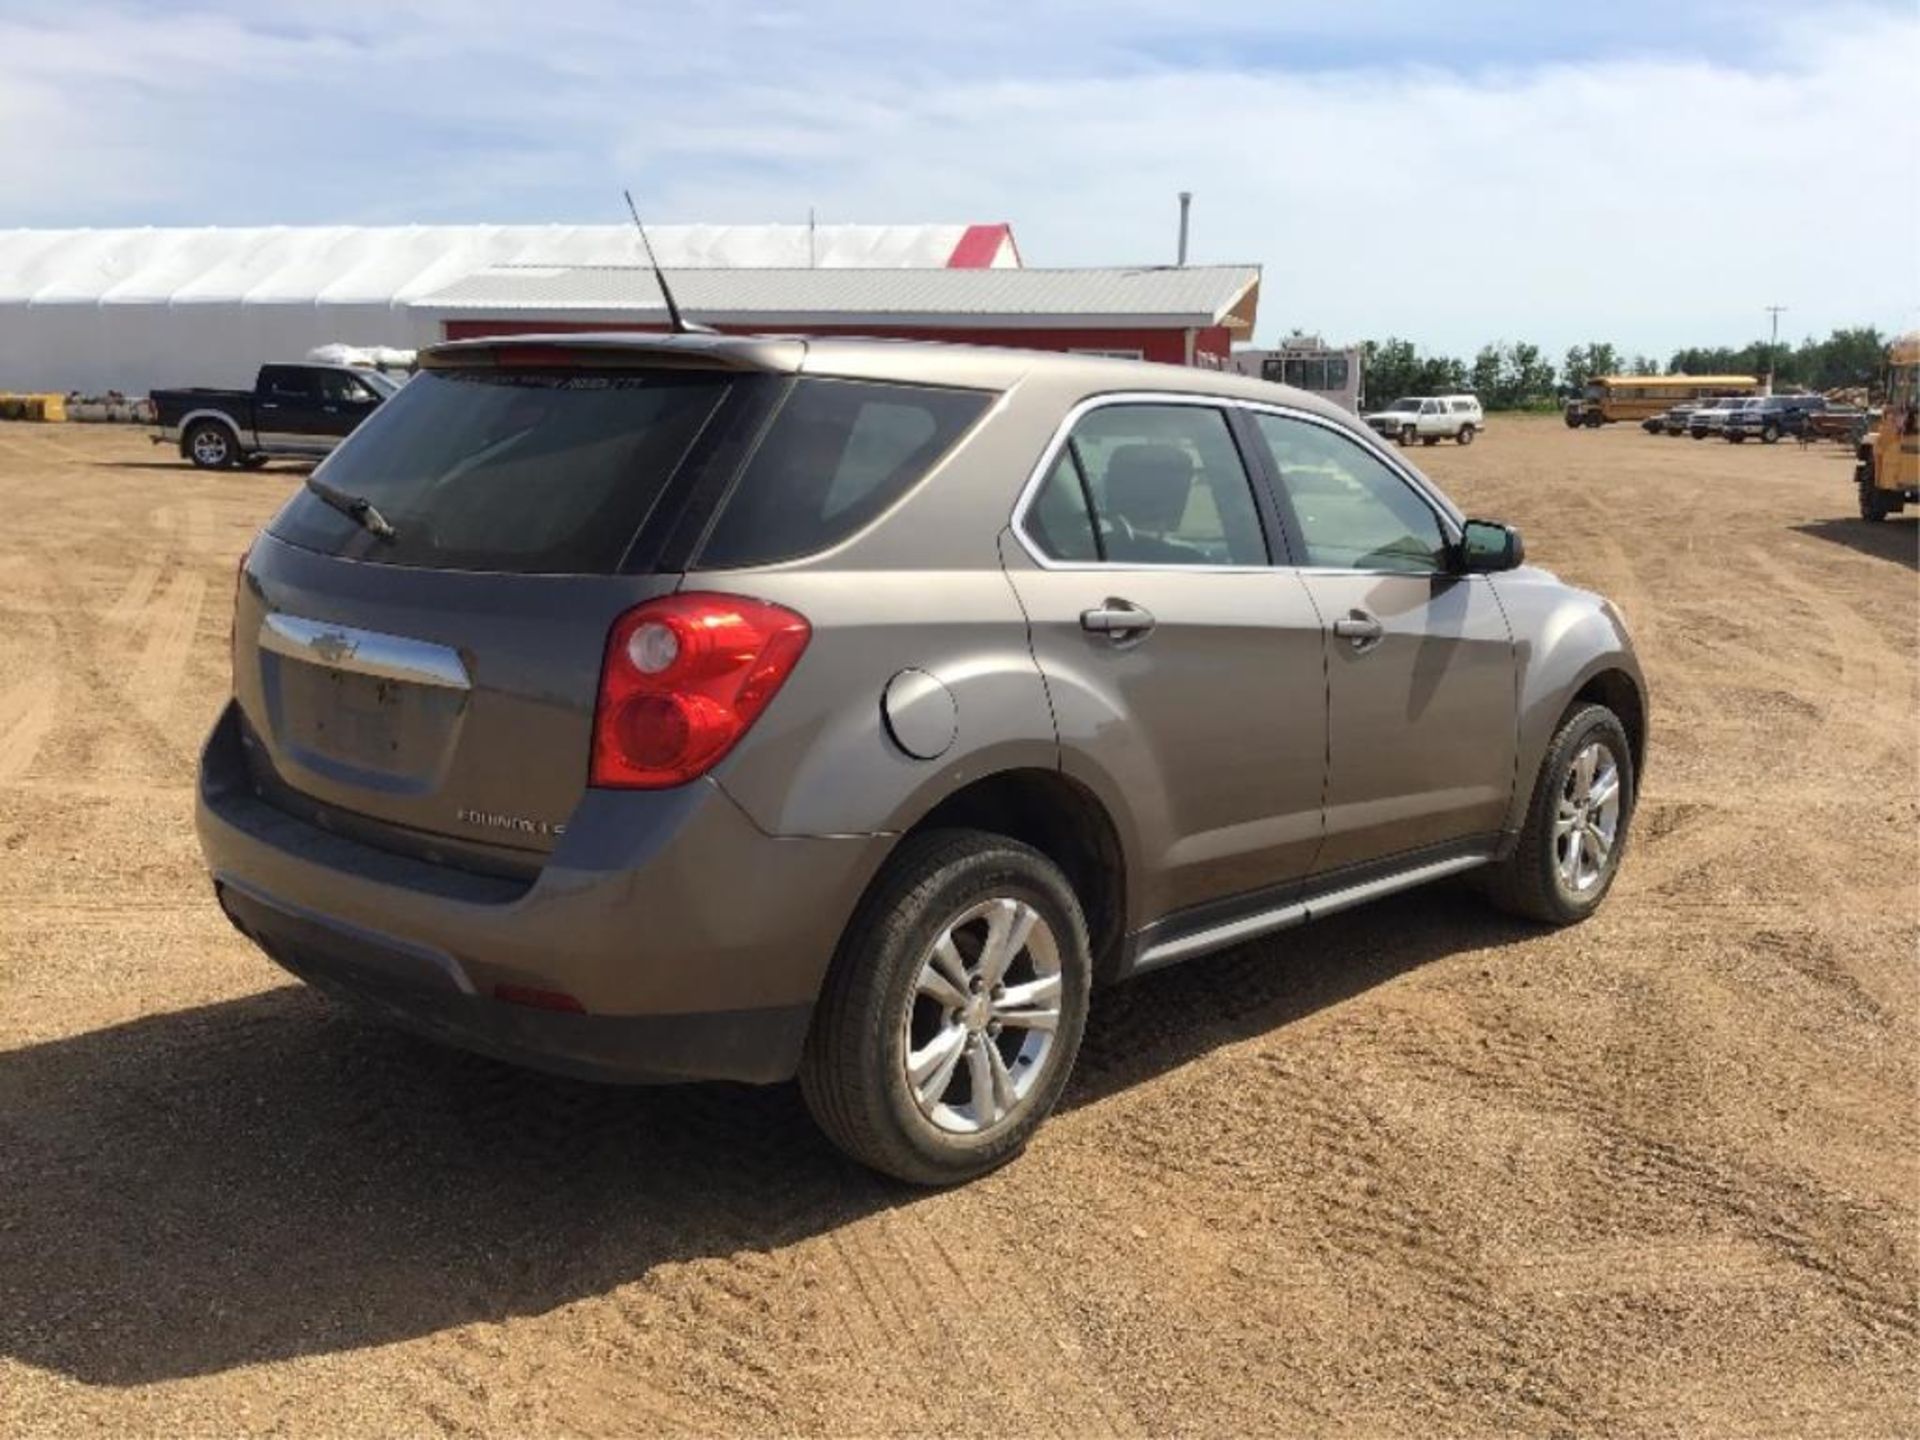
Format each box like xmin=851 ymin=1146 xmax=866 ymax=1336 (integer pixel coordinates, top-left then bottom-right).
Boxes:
xmin=1007 ymin=390 xmax=1462 ymax=574
xmin=1133 ymin=900 xmax=1309 ymax=972
xmin=1132 ymin=850 xmax=1492 ymax=973
xmin=259 ymin=613 xmax=470 ymax=691
xmin=1302 ymin=851 xmax=1491 ymax=922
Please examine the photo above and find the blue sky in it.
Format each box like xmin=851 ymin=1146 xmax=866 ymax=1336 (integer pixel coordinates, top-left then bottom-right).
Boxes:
xmin=1 ymin=0 xmax=1915 ymax=358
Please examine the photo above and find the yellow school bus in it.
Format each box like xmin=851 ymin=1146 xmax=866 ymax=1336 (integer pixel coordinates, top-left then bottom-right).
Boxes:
xmin=1856 ymin=332 xmax=1919 ymax=522
xmin=1565 ymin=374 xmax=1760 ymax=427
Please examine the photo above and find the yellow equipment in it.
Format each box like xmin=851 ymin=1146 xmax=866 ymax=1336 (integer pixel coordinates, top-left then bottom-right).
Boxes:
xmin=1856 ymin=332 xmax=1919 ymax=522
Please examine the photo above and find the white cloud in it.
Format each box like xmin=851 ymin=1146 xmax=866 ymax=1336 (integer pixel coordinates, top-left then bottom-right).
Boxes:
xmin=0 ymin=1 xmax=1913 ymax=358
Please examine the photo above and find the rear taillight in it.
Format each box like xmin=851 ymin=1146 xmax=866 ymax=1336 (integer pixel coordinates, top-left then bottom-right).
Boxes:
xmin=590 ymin=593 xmax=811 ymax=788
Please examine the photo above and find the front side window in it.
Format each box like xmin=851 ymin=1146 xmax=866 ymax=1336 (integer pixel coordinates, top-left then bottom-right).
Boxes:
xmin=1024 ymin=403 xmax=1269 ymax=567
xmin=1252 ymin=413 xmax=1449 ymax=573
xmin=316 ymin=369 xmax=373 ymax=404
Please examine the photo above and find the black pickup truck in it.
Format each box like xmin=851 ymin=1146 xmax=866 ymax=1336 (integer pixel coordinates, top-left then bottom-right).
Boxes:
xmin=151 ymin=363 xmax=401 ymax=469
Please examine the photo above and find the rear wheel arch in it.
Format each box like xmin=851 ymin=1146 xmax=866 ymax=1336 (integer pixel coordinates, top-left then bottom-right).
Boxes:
xmin=892 ymin=768 xmax=1128 ymax=984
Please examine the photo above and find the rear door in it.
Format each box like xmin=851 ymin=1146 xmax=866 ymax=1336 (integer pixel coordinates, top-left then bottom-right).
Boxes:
xmin=1246 ymin=409 xmax=1516 ymax=873
xmin=234 ymin=362 xmax=753 ymax=861
xmin=1003 ymin=399 xmax=1328 ymax=927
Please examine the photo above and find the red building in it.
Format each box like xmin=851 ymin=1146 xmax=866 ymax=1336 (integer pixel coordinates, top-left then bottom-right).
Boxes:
xmin=413 ymin=264 xmax=1262 ymax=367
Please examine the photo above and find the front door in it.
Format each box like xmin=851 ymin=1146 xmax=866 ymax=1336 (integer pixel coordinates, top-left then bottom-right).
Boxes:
xmin=313 ymin=368 xmax=382 ymax=444
xmin=1004 ymin=400 xmax=1328 ymax=929
xmin=1246 ymin=409 xmax=1517 ymax=873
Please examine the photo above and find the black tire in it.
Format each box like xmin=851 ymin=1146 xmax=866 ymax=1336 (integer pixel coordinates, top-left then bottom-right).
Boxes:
xmin=1761 ymin=423 xmax=1780 ymax=444
xmin=1691 ymin=430 xmax=1706 ymax=441
xmin=1584 ymin=413 xmax=1603 ymax=428
xmin=1482 ymin=703 xmax=1635 ymax=926
xmin=1727 ymin=433 xmax=1744 ymax=443
xmin=183 ymin=420 xmax=237 ymax=470
xmin=1858 ymin=466 xmax=1892 ymax=522
xmin=1398 ymin=426 xmax=1415 ymax=447
xmin=800 ymin=829 xmax=1092 ymax=1186
xmin=1564 ymin=409 xmax=1582 ymax=429
xmin=1457 ymin=424 xmax=1476 ymax=445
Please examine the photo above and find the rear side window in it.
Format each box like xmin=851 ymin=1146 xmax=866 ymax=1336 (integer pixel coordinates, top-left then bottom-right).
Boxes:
xmin=697 ymin=378 xmax=990 ymax=568
xmin=269 ymin=368 xmax=731 ymax=573
xmin=260 ymin=366 xmax=315 ymax=399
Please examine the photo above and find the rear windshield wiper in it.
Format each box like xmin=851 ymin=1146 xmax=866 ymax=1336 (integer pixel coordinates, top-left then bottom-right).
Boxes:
xmin=306 ymin=476 xmax=397 ymax=542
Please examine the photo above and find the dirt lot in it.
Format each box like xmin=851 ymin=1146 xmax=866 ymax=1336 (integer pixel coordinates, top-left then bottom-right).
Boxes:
xmin=0 ymin=416 xmax=1914 ymax=1437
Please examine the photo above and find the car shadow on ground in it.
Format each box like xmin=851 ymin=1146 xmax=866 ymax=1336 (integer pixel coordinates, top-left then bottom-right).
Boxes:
xmin=0 ymin=886 xmax=1533 ymax=1387
xmin=1792 ymin=516 xmax=1919 ymax=572
xmin=91 ymin=460 xmax=316 ymax=474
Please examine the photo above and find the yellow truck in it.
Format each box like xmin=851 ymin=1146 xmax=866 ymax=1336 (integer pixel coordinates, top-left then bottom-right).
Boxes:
xmin=1856 ymin=332 xmax=1919 ymax=522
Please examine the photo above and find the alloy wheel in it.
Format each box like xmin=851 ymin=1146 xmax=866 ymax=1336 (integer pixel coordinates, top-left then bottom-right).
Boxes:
xmin=901 ymin=898 xmax=1063 ymax=1135
xmin=1554 ymin=741 xmax=1622 ymax=893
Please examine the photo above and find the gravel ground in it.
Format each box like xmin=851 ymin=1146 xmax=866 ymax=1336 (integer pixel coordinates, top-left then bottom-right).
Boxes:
xmin=0 ymin=417 xmax=1914 ymax=1437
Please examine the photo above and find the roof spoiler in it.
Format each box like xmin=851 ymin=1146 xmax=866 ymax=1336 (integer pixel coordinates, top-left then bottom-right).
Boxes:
xmin=420 ymin=331 xmax=807 ymax=375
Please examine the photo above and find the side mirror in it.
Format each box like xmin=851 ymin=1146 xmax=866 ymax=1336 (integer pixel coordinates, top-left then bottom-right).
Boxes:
xmin=1458 ymin=519 xmax=1525 ymax=573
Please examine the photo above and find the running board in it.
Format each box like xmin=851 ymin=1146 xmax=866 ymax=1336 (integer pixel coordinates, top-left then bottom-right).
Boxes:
xmin=1131 ymin=850 xmax=1493 ymax=975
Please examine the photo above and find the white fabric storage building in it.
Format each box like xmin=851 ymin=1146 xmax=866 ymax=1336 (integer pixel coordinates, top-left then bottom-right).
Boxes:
xmin=0 ymin=223 xmax=1019 ymax=396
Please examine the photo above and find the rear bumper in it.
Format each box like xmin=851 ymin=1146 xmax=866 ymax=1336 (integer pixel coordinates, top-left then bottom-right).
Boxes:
xmin=196 ymin=703 xmax=891 ymax=1083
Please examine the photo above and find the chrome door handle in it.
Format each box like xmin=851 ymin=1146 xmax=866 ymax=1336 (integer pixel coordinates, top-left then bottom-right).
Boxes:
xmin=1333 ymin=610 xmax=1384 ymax=648
xmin=1080 ymin=601 xmax=1156 ymax=638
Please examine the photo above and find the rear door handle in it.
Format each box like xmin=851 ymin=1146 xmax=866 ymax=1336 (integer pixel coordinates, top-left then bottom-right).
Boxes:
xmin=1333 ymin=609 xmax=1385 ymax=648
xmin=1080 ymin=601 xmax=1156 ymax=638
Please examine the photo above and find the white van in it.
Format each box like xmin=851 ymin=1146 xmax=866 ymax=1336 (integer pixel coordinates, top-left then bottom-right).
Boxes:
xmin=1363 ymin=395 xmax=1484 ymax=446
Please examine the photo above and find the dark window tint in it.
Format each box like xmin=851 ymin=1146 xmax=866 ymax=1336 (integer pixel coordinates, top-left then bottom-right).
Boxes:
xmin=260 ymin=365 xmax=315 ymax=399
xmin=268 ymin=368 xmax=730 ymax=573
xmin=1055 ymin=404 xmax=1268 ymax=567
xmin=315 ymin=369 xmax=375 ymax=404
xmin=1025 ymin=449 xmax=1101 ymax=561
xmin=1253 ymin=413 xmax=1449 ymax=573
xmin=698 ymin=378 xmax=989 ymax=568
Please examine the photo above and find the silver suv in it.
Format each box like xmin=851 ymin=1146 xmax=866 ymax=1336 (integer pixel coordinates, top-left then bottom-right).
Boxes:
xmin=198 ymin=334 xmax=1646 ymax=1184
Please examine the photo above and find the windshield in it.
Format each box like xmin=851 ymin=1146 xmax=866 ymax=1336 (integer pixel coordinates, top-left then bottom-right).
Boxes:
xmin=359 ymin=370 xmax=403 ymax=397
xmin=1384 ymin=398 xmax=1420 ymax=412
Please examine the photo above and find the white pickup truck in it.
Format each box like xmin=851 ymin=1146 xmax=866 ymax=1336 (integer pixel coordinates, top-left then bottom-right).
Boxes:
xmin=1363 ymin=395 xmax=1484 ymax=446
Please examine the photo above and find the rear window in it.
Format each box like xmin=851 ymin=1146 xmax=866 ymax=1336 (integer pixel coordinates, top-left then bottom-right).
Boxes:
xmin=696 ymin=378 xmax=991 ymax=569
xmin=268 ymin=368 xmax=731 ymax=573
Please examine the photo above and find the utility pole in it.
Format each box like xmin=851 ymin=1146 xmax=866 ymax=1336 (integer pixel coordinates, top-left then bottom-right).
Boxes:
xmin=1176 ymin=191 xmax=1192 ymax=267
xmin=1764 ymin=304 xmax=1787 ymax=394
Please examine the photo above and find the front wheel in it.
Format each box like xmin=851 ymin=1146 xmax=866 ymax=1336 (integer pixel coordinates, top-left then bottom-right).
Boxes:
xmin=1398 ymin=426 xmax=1415 ymax=447
xmin=1482 ymin=704 xmax=1635 ymax=925
xmin=1761 ymin=423 xmax=1780 ymax=444
xmin=1564 ymin=409 xmax=1582 ymax=429
xmin=1457 ymin=424 xmax=1476 ymax=445
xmin=800 ymin=830 xmax=1091 ymax=1186
xmin=1584 ymin=413 xmax=1604 ymax=428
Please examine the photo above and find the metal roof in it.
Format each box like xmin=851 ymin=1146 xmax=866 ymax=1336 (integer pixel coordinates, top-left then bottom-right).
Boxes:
xmin=412 ymin=265 xmax=1263 ymax=330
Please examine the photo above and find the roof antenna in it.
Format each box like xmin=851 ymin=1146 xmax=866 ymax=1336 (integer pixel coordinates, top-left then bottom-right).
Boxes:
xmin=623 ymin=189 xmax=710 ymax=334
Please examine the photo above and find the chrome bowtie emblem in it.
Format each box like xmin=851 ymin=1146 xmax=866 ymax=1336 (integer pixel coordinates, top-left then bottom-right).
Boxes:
xmin=310 ymin=630 xmax=358 ymax=666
